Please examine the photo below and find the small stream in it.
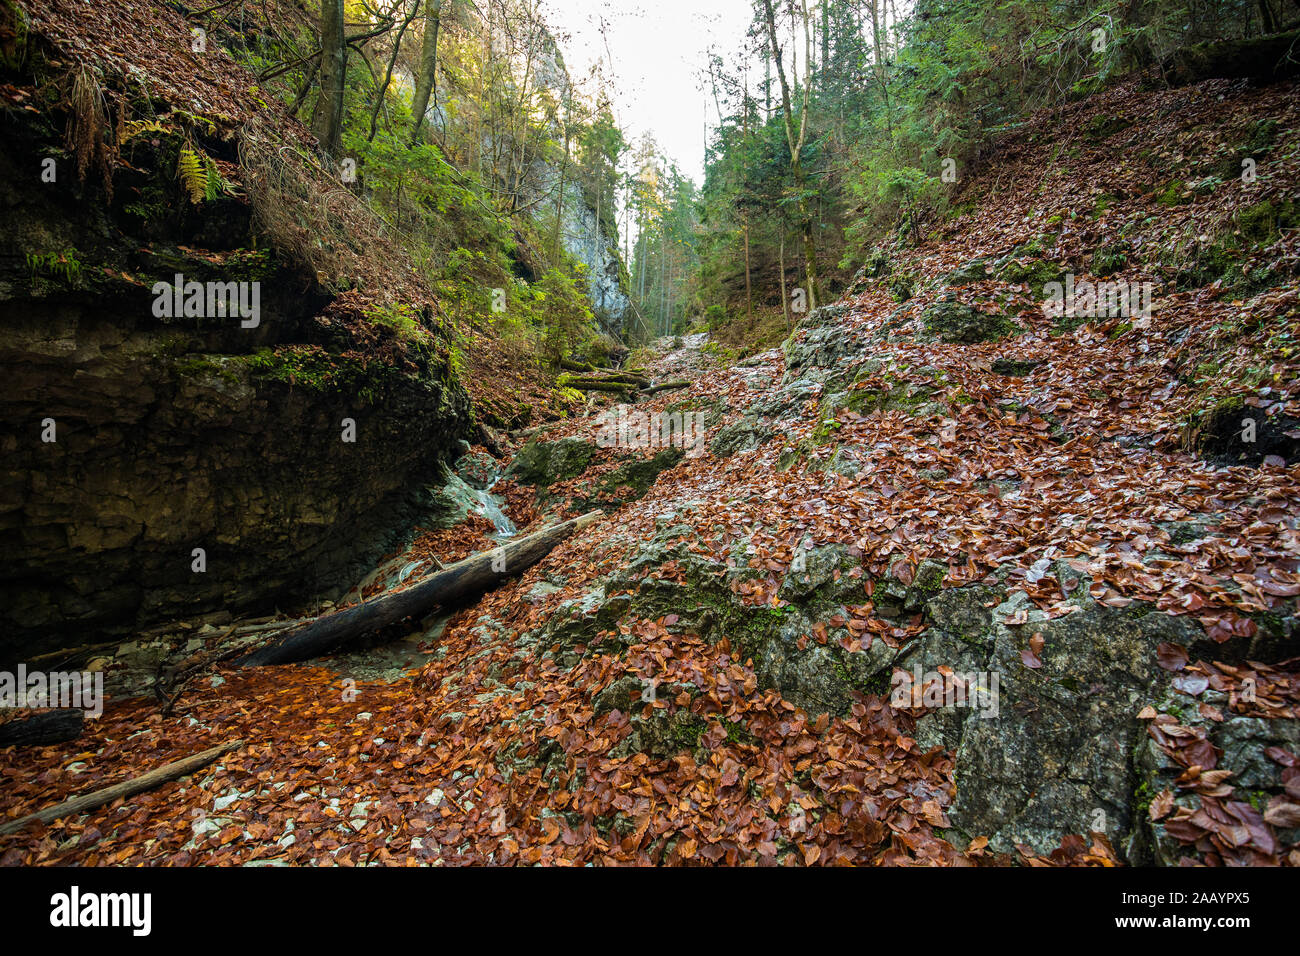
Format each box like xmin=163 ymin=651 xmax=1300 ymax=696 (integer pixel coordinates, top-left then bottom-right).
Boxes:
xmin=468 ymin=476 xmax=516 ymax=538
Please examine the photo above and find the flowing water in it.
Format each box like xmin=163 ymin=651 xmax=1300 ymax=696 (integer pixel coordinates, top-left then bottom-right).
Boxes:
xmin=468 ymin=477 xmax=516 ymax=538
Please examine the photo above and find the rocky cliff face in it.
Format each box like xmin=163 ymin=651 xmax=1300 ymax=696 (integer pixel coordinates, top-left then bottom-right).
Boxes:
xmin=400 ymin=26 xmax=633 ymax=338
xmin=528 ymin=32 xmax=632 ymax=338
xmin=0 ymin=102 xmax=471 ymax=662
xmin=556 ymin=177 xmax=629 ymax=335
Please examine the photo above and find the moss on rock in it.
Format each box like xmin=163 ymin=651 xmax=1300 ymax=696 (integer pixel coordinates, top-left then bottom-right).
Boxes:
xmin=922 ymin=299 xmax=1019 ymax=344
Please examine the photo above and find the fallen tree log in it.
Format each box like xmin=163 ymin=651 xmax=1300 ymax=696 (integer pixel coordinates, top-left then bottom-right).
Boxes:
xmin=562 ymin=379 xmax=637 ymax=394
xmin=559 ymin=372 xmax=647 ymax=384
xmin=238 ymin=510 xmax=602 ymax=667
xmin=0 ymin=709 xmax=84 ymax=748
xmin=640 ymin=380 xmax=691 ymax=395
xmin=0 ymin=739 xmax=243 ymax=835
xmin=559 ymin=372 xmax=648 ymax=389
xmin=25 ymin=640 xmax=119 ymax=669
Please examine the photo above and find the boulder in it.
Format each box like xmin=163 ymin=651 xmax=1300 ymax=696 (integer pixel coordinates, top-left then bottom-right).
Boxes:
xmin=505 ymin=436 xmax=597 ymax=485
xmin=898 ymin=575 xmax=1204 ymax=857
xmin=782 ymin=303 xmax=861 ymax=381
xmin=921 ymin=299 xmax=1018 ymax=344
xmin=1134 ymin=710 xmax=1300 ymax=865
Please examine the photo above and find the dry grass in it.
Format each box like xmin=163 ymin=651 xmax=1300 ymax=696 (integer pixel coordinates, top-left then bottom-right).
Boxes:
xmin=237 ymin=118 xmax=427 ymax=308
xmin=64 ymin=64 xmax=117 ymax=198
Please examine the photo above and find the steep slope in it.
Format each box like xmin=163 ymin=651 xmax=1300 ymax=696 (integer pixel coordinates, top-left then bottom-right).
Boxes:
xmin=1 ymin=73 xmax=1297 ymax=867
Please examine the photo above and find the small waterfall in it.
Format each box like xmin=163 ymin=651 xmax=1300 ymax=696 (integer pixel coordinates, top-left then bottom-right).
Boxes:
xmin=469 ymin=477 xmax=516 ymax=537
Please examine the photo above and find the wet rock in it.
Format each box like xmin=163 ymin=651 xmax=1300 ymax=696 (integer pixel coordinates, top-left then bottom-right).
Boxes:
xmin=494 ymin=523 xmax=897 ymax=717
xmin=592 ymin=675 xmax=650 ymax=717
xmin=0 ymin=108 xmax=471 ymax=657
xmin=996 ymin=257 xmax=1064 ymax=289
xmin=589 ymin=448 xmax=684 ymax=508
xmin=820 ymin=369 xmax=948 ymax=422
xmin=532 ymin=585 xmax=631 ymax=665
xmin=423 ymin=470 xmax=491 ymax=529
xmin=611 ymin=707 xmax=709 ymax=760
xmin=524 ymin=581 xmax=562 ymax=604
xmin=1134 ymin=709 xmax=1300 ymax=865
xmin=875 ymin=557 xmax=950 ymax=619
xmin=991 ymin=358 xmax=1043 ymax=377
xmin=782 ymin=303 xmax=861 ymax=380
xmin=1156 ymin=514 xmax=1221 ymax=545
xmin=1214 ymin=717 xmax=1300 ymax=790
xmin=453 ymin=450 xmax=499 ymax=490
xmin=750 ymin=378 xmax=822 ymax=419
xmin=811 ymin=445 xmax=867 ymax=478
xmin=613 ymin=538 xmax=895 ymax=715
xmin=941 ymin=259 xmax=991 ymax=287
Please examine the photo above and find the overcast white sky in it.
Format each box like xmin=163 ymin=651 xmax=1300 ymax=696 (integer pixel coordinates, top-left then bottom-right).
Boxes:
xmin=542 ymin=0 xmax=758 ymax=183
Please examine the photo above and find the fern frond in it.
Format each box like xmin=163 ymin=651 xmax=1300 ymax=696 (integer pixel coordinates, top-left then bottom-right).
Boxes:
xmin=204 ymin=160 xmax=222 ymax=202
xmin=178 ymin=145 xmax=206 ymax=204
xmin=119 ymin=119 xmax=167 ymax=145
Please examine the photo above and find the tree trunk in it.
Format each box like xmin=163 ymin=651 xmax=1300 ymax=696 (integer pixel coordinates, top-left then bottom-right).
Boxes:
xmin=744 ymin=216 xmax=753 ymax=322
xmin=312 ymin=0 xmax=347 ymax=155
xmin=797 ymin=169 xmax=819 ymax=311
xmin=238 ymin=512 xmax=602 ymax=667
xmin=761 ymin=0 xmax=820 ymax=309
xmin=779 ymin=231 xmax=790 ymax=332
xmin=409 ymin=0 xmax=444 ymax=144
xmin=559 ymin=372 xmax=648 ymax=389
xmin=821 ymin=0 xmax=830 ymax=89
xmin=870 ymin=0 xmax=896 ymax=140
xmin=741 ymin=80 xmax=753 ymax=323
xmin=640 ymin=380 xmax=690 ymax=395
xmin=369 ymin=0 xmax=422 ymax=141
xmin=562 ymin=381 xmax=636 ymax=395
xmin=1259 ymin=0 xmax=1278 ymax=33
xmin=660 ymin=225 xmax=667 ymax=335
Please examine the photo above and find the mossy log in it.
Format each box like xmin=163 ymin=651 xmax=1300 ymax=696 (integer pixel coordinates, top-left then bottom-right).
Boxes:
xmin=557 ymin=373 xmax=647 ymax=392
xmin=563 ymin=381 xmax=636 ymax=394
